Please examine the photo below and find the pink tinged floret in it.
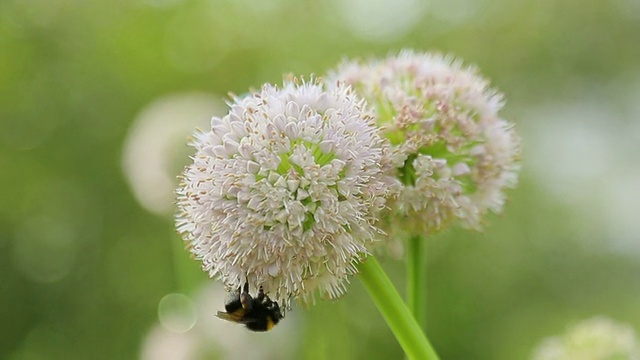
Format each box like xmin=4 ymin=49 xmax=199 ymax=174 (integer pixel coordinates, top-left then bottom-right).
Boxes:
xmin=327 ymin=50 xmax=520 ymax=238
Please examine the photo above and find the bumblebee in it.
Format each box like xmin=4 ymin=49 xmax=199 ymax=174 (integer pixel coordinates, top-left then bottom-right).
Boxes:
xmin=216 ymin=282 xmax=284 ymax=332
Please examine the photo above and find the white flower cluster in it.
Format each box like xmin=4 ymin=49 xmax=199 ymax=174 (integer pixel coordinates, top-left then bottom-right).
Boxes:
xmin=176 ymin=50 xmax=521 ymax=304
xmin=531 ymin=317 xmax=640 ymax=360
xmin=176 ymin=79 xmax=389 ymax=304
xmin=328 ymin=50 xmax=520 ymax=235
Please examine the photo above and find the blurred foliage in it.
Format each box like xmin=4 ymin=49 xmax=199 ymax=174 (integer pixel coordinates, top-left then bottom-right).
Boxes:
xmin=1 ymin=0 xmax=639 ymax=359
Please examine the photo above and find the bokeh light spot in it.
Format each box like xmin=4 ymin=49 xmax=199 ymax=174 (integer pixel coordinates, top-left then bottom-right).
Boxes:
xmin=332 ymin=0 xmax=426 ymax=42
xmin=158 ymin=293 xmax=197 ymax=333
xmin=122 ymin=93 xmax=223 ymax=216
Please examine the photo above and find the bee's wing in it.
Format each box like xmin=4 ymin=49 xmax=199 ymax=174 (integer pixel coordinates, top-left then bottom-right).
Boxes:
xmin=216 ymin=311 xmax=249 ymax=324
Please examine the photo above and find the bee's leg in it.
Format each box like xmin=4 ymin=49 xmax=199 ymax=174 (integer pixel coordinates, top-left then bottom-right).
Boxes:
xmin=240 ymin=282 xmax=253 ymax=310
xmin=256 ymin=286 xmax=266 ymax=302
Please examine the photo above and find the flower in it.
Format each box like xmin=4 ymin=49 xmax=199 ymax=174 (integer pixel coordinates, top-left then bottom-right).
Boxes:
xmin=531 ymin=316 xmax=640 ymax=360
xmin=175 ymin=79 xmax=389 ymax=305
xmin=327 ymin=50 xmax=521 ymax=236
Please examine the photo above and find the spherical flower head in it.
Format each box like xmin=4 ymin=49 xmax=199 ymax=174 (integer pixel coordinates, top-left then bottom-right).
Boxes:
xmin=531 ymin=317 xmax=640 ymax=360
xmin=328 ymin=50 xmax=521 ymax=236
xmin=175 ymin=79 xmax=389 ymax=305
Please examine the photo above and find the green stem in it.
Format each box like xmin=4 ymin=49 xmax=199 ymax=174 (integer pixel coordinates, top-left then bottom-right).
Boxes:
xmin=407 ymin=235 xmax=427 ymax=330
xmin=358 ymin=257 xmax=440 ymax=360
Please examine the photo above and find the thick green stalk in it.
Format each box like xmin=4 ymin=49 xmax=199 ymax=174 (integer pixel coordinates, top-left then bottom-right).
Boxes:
xmin=358 ymin=257 xmax=440 ymax=360
xmin=407 ymin=235 xmax=427 ymax=330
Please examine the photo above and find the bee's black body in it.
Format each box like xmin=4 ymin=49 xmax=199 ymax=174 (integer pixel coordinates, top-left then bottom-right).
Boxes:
xmin=216 ymin=282 xmax=284 ymax=332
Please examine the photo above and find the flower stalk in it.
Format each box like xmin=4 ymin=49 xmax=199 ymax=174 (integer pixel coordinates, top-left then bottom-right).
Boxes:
xmin=358 ymin=257 xmax=440 ymax=360
xmin=407 ymin=235 xmax=427 ymax=330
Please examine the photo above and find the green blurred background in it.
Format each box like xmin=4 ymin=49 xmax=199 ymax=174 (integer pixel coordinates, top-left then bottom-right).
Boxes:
xmin=2 ymin=0 xmax=640 ymax=359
